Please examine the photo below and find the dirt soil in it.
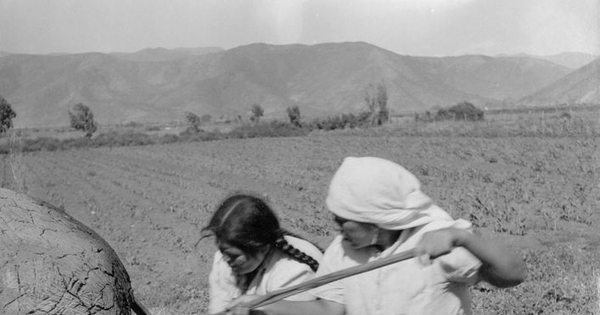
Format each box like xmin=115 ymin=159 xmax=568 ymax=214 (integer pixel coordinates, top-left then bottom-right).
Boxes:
xmin=1 ymin=134 xmax=599 ymax=314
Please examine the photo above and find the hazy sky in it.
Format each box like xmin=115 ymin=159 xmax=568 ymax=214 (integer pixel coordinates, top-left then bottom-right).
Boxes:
xmin=1 ymin=0 xmax=598 ymax=57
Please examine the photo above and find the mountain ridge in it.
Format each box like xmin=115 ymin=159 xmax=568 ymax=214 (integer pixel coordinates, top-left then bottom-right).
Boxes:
xmin=0 ymin=42 xmax=597 ymax=128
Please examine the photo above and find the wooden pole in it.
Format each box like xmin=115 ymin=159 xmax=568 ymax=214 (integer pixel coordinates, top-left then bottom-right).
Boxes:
xmin=211 ymin=248 xmax=417 ymax=314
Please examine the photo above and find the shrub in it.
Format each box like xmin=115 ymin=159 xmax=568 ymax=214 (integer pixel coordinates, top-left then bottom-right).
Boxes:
xmin=185 ymin=111 xmax=201 ymax=133
xmin=178 ymin=129 xmax=223 ymax=142
xmin=0 ymin=96 xmax=17 ymax=134
xmin=228 ymin=121 xmax=307 ymax=139
xmin=68 ymin=103 xmax=98 ymax=138
xmin=158 ymin=134 xmax=180 ymax=144
xmin=308 ymin=111 xmax=371 ymax=131
xmin=22 ymin=137 xmax=64 ymax=152
xmin=414 ymin=111 xmax=435 ymax=122
xmin=250 ymin=104 xmax=264 ymax=123
xmin=286 ymin=105 xmax=302 ymax=128
xmin=437 ymin=101 xmax=484 ymax=121
xmin=92 ymin=131 xmax=156 ymax=147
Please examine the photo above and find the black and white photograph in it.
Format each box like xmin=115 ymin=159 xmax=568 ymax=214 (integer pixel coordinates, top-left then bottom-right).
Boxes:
xmin=0 ymin=1 xmax=598 ymax=314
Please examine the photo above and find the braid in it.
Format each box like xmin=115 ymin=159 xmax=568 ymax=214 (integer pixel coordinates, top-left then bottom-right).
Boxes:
xmin=274 ymin=233 xmax=320 ymax=272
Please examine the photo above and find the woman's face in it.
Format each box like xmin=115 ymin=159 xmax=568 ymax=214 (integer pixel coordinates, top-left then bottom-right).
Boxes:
xmin=334 ymin=215 xmax=378 ymax=249
xmin=217 ymin=241 xmax=269 ymax=275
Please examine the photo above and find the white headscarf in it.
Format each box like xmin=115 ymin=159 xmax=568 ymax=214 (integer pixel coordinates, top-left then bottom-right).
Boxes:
xmin=326 ymin=156 xmax=471 ymax=230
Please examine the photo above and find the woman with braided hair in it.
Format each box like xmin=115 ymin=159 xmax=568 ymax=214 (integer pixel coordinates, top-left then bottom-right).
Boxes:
xmin=202 ymin=193 xmax=323 ymax=314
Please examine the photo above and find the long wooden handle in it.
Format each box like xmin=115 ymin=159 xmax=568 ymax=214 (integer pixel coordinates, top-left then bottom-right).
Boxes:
xmin=212 ymin=247 xmax=417 ymax=314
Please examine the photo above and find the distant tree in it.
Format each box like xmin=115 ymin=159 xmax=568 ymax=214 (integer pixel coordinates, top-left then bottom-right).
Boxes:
xmin=286 ymin=105 xmax=302 ymax=127
xmin=68 ymin=103 xmax=97 ymax=138
xmin=365 ymin=85 xmax=376 ymax=115
xmin=415 ymin=110 xmax=434 ymax=122
xmin=364 ymin=82 xmax=389 ymax=126
xmin=437 ymin=101 xmax=484 ymax=121
xmin=250 ymin=104 xmax=264 ymax=123
xmin=185 ymin=111 xmax=201 ymax=133
xmin=0 ymin=96 xmax=17 ymax=134
xmin=376 ymin=82 xmax=389 ymax=124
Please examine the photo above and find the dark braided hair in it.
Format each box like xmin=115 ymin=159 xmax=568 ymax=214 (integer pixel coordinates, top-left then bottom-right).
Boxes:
xmin=203 ymin=193 xmax=320 ymax=271
xmin=274 ymin=232 xmax=320 ymax=272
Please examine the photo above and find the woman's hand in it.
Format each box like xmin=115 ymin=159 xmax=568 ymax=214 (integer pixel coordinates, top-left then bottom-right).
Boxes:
xmin=415 ymin=227 xmax=527 ymax=287
xmin=414 ymin=227 xmax=469 ymax=264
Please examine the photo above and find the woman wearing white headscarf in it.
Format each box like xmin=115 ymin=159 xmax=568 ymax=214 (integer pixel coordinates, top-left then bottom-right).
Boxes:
xmin=226 ymin=157 xmax=527 ymax=315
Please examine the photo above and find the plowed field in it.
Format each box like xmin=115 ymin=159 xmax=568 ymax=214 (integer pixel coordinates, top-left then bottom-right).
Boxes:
xmin=2 ymin=133 xmax=598 ymax=314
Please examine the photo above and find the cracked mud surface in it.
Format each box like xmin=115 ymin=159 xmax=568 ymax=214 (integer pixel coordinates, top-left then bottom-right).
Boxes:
xmin=1 ymin=189 xmax=134 ymax=315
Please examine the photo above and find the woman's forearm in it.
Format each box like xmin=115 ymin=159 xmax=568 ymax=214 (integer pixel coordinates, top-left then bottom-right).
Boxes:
xmin=457 ymin=230 xmax=527 ymax=287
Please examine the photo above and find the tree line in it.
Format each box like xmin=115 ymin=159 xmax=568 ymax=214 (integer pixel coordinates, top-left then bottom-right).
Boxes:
xmin=0 ymin=81 xmax=393 ymax=137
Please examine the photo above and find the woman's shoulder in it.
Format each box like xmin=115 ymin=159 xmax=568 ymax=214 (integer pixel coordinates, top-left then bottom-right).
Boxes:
xmin=317 ymin=234 xmax=365 ymax=271
xmin=321 ymin=235 xmax=352 ymax=261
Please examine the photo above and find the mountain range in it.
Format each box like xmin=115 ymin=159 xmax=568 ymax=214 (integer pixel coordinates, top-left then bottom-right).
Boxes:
xmin=0 ymin=42 xmax=597 ymax=128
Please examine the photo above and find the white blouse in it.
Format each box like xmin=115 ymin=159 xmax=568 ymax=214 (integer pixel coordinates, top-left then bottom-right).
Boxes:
xmin=208 ymin=235 xmax=323 ymax=313
xmin=312 ymin=220 xmax=482 ymax=315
